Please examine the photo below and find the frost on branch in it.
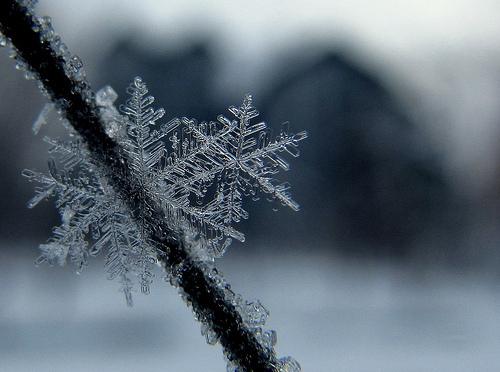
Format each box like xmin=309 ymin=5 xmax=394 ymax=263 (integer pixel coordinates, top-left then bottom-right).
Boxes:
xmin=24 ymin=77 xmax=307 ymax=303
xmin=3 ymin=0 xmax=304 ymax=367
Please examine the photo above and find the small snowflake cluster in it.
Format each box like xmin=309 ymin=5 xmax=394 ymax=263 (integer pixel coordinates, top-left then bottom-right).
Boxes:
xmin=23 ymin=77 xmax=305 ymax=370
xmin=24 ymin=77 xmax=306 ymax=297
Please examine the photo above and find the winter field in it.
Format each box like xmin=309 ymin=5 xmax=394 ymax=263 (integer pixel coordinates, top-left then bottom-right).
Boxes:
xmin=1 ymin=245 xmax=500 ymax=372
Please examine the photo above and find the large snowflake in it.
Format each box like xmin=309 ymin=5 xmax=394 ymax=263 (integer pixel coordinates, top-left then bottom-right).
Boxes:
xmin=24 ymin=77 xmax=307 ymax=303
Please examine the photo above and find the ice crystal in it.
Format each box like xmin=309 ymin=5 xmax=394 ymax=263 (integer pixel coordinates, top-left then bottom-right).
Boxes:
xmin=22 ymin=141 xmax=153 ymax=304
xmin=278 ymin=357 xmax=302 ymax=372
xmin=19 ymin=0 xmax=38 ymax=10
xmin=0 ymin=33 xmax=7 ymax=48
xmin=114 ymin=77 xmax=307 ymax=259
xmin=4 ymin=1 xmax=304 ymax=368
xmin=24 ymin=76 xmax=306 ymax=304
xmin=202 ymin=263 xmax=280 ymax=370
xmin=225 ymin=355 xmax=300 ymax=372
xmin=32 ymin=102 xmax=54 ymax=134
xmin=157 ymin=90 xmax=307 ymax=258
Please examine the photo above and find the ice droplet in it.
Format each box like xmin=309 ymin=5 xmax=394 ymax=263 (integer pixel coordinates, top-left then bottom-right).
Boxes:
xmin=69 ymin=55 xmax=83 ymax=69
xmin=242 ymin=300 xmax=269 ymax=327
xmin=259 ymin=329 xmax=277 ymax=349
xmin=24 ymin=71 xmax=36 ymax=80
xmin=67 ymin=55 xmax=85 ymax=81
xmin=104 ymin=120 xmax=120 ymax=138
xmin=96 ymin=85 xmax=118 ymax=107
xmin=36 ymin=81 xmax=49 ymax=98
xmin=0 ymin=34 xmax=7 ymax=48
xmin=279 ymin=357 xmax=301 ymax=372
xmin=226 ymin=360 xmax=239 ymax=372
xmin=201 ymin=323 xmax=219 ymax=345
xmin=15 ymin=60 xmax=27 ymax=71
xmin=38 ymin=16 xmax=55 ymax=42
xmin=61 ymin=208 xmax=75 ymax=226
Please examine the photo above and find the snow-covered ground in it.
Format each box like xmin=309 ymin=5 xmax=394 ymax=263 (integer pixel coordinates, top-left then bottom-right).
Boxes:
xmin=1 ymin=246 xmax=500 ymax=371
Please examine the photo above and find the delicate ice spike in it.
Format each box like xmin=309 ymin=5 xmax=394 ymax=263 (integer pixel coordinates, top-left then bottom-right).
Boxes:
xmin=123 ymin=285 xmax=133 ymax=307
xmin=293 ymin=130 xmax=308 ymax=142
xmin=26 ymin=185 xmax=55 ymax=208
xmin=32 ymin=103 xmax=54 ymax=134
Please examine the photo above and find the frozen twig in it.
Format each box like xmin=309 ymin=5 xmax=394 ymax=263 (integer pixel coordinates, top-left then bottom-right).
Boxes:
xmin=0 ymin=1 xmax=303 ymax=371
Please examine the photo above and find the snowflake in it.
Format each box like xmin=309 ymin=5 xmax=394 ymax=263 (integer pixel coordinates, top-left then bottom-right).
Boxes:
xmin=23 ymin=76 xmax=307 ymax=303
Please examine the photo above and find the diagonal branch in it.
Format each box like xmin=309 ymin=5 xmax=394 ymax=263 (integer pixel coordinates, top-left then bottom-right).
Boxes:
xmin=0 ymin=1 xmax=280 ymax=370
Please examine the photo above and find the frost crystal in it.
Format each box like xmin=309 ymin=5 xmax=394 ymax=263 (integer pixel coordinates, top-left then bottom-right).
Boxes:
xmin=95 ymin=85 xmax=118 ymax=107
xmin=5 ymin=0 xmax=304 ymax=367
xmin=154 ymin=90 xmax=307 ymax=258
xmin=0 ymin=34 xmax=7 ymax=48
xmin=24 ymin=77 xmax=307 ymax=304
xmin=278 ymin=357 xmax=302 ymax=372
xmin=32 ymin=102 xmax=54 ymax=134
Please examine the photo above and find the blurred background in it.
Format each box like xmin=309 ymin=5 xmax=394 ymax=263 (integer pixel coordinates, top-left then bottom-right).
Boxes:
xmin=2 ymin=0 xmax=500 ymax=371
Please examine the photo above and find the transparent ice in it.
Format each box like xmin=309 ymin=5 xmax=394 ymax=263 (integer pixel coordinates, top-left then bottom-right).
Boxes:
xmin=23 ymin=75 xmax=306 ymax=369
xmin=32 ymin=102 xmax=54 ymax=134
xmin=24 ymin=76 xmax=307 ymax=303
xmin=3 ymin=1 xmax=306 ymax=368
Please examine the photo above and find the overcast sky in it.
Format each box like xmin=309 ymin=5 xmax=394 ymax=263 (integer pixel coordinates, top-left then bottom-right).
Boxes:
xmin=38 ymin=1 xmax=500 ymax=53
xmin=37 ymin=0 xmax=500 ymax=193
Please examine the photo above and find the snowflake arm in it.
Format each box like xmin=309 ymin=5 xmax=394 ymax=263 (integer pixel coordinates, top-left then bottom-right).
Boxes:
xmin=119 ymin=77 xmax=171 ymax=177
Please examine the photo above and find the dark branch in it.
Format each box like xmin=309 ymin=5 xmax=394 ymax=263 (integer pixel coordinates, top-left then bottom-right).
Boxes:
xmin=0 ymin=1 xmax=278 ymax=370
